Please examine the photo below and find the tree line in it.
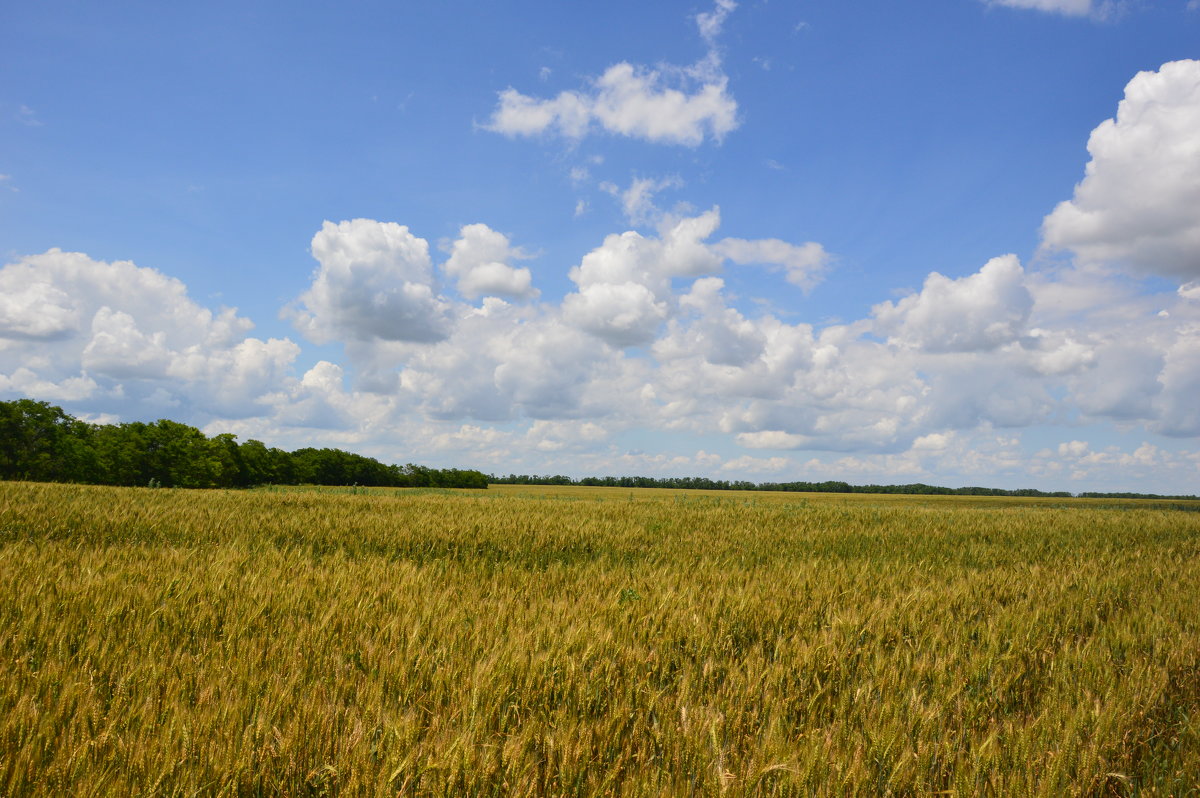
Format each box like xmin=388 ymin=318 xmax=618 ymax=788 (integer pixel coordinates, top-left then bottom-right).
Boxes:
xmin=6 ymin=398 xmax=1194 ymax=500
xmin=489 ymin=473 xmax=1199 ymax=501
xmin=0 ymin=399 xmax=488 ymax=489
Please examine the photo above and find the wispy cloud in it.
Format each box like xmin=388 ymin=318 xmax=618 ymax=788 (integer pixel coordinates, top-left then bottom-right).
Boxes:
xmin=984 ymin=0 xmax=1122 ymax=20
xmin=16 ymin=105 xmax=43 ymax=126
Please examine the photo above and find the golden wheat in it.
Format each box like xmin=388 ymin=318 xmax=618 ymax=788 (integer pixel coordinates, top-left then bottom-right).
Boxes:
xmin=1 ymin=481 xmax=1197 ymax=795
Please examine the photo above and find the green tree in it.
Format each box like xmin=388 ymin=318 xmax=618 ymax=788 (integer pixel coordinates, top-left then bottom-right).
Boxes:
xmin=0 ymin=399 xmax=95 ymax=482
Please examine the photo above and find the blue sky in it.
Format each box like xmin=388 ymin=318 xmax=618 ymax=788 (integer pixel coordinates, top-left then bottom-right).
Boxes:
xmin=2 ymin=0 xmax=1199 ymax=493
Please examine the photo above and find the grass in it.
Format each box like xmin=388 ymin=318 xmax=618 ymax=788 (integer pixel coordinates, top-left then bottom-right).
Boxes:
xmin=1 ymin=481 xmax=1198 ymax=795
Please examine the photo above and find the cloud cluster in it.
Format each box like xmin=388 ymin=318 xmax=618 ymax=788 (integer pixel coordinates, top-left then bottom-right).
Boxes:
xmin=487 ymin=64 xmax=737 ymax=147
xmin=872 ymin=255 xmax=1032 ymax=352
xmin=716 ymin=237 xmax=829 ymax=292
xmin=287 ymin=219 xmax=452 ymax=344
xmin=485 ymin=1 xmax=738 ymax=146
xmin=443 ymin=224 xmax=537 ymax=300
xmin=0 ymin=249 xmax=298 ymax=417
xmin=1042 ymin=59 xmax=1200 ymax=279
xmin=563 ymin=211 xmax=722 ymax=346
xmin=6 ymin=59 xmax=1200 ymax=493
xmin=5 ymin=216 xmax=1199 ymax=490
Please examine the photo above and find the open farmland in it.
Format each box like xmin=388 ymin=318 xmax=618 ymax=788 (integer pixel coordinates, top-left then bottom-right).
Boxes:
xmin=2 ymin=481 xmax=1199 ymax=795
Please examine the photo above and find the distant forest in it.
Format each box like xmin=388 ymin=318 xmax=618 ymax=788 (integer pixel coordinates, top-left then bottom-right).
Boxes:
xmin=490 ymin=473 xmax=1200 ymax=501
xmin=0 ymin=399 xmax=488 ymax=489
xmin=3 ymin=399 xmax=1196 ymax=499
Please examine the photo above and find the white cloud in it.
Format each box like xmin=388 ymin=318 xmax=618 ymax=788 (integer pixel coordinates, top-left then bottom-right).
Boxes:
xmin=872 ymin=255 xmax=1033 ymax=352
xmin=1059 ymin=440 xmax=1090 ymax=458
xmin=562 ymin=210 xmax=724 ymax=346
xmin=985 ymin=0 xmax=1101 ymax=17
xmin=563 ymin=281 xmax=669 ymax=348
xmin=0 ymin=249 xmax=298 ymax=418
xmin=488 ymin=88 xmax=592 ymax=139
xmin=911 ymin=432 xmax=954 ymax=452
xmin=604 ymin=175 xmax=682 ymax=225
xmin=0 ymin=279 xmax=79 ymax=340
xmin=1023 ymin=329 xmax=1095 ymax=376
xmin=485 ymin=2 xmax=738 ymax=146
xmin=287 ymin=219 xmax=452 ymax=344
xmin=665 ymin=277 xmax=766 ymax=367
xmin=524 ymin=419 xmax=610 ymax=452
xmin=1042 ymin=60 xmax=1200 ymax=280
xmin=14 ymin=59 xmax=1200 ymax=498
xmin=0 ymin=368 xmax=97 ymax=402
xmin=720 ymin=454 xmax=790 ymax=474
xmin=1154 ymin=332 xmax=1200 ymax=436
xmin=8 ymin=228 xmax=1198 ymax=494
xmin=735 ymin=431 xmax=807 ymax=450
xmin=488 ymin=64 xmax=738 ymax=147
xmin=384 ymin=296 xmax=648 ymax=425
xmin=81 ymin=307 xmax=173 ymax=379
xmin=696 ymin=0 xmax=736 ymax=43
xmin=443 ymin=223 xmax=537 ymax=300
xmin=1069 ymin=341 xmax=1161 ymax=420
xmin=1038 ymin=439 xmax=1200 ymax=487
xmin=716 ymin=237 xmax=829 ymax=291
xmin=15 ymin=105 xmax=42 ymax=126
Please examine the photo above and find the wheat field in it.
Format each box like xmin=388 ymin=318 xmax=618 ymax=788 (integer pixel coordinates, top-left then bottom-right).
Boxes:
xmin=1 ymin=481 xmax=1198 ymax=795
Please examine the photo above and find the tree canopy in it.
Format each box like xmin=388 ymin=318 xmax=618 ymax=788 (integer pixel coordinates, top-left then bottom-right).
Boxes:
xmin=0 ymin=399 xmax=488 ymax=490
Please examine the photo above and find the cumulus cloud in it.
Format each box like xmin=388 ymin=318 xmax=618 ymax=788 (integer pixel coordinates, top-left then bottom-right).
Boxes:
xmin=563 ymin=281 xmax=670 ymax=348
xmin=651 ymin=277 xmax=768 ymax=371
xmin=1069 ymin=341 xmax=1162 ymax=420
xmin=0 ymin=249 xmax=298 ymax=418
xmin=14 ymin=55 xmax=1200 ymax=496
xmin=562 ymin=210 xmax=724 ymax=346
xmin=653 ymin=281 xmax=930 ymax=453
xmin=719 ymin=454 xmax=790 ymax=474
xmin=524 ymin=419 xmax=610 ymax=452
xmin=443 ymin=223 xmax=538 ymax=300
xmin=485 ymin=1 xmax=738 ymax=146
xmin=487 ymin=64 xmax=737 ymax=147
xmin=1035 ymin=439 xmax=1200 ymax=486
xmin=0 ymin=368 xmax=97 ymax=402
xmin=288 ymin=219 xmax=452 ymax=344
xmin=715 ymin=237 xmax=830 ymax=291
xmin=1022 ymin=329 xmax=1095 ymax=376
xmin=0 ymin=280 xmax=79 ymax=340
xmin=8 ymin=227 xmax=1199 ymax=493
xmin=872 ymin=255 xmax=1033 ymax=352
xmin=81 ymin=307 xmax=173 ymax=379
xmin=383 ymin=296 xmax=647 ymax=425
xmin=1154 ymin=332 xmax=1200 ymax=436
xmin=1042 ymin=60 xmax=1200 ymax=280
xmin=12 ymin=223 xmax=1192 ymax=481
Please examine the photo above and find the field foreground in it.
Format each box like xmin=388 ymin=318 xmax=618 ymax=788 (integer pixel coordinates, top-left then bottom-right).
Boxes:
xmin=1 ymin=482 xmax=1199 ymax=795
